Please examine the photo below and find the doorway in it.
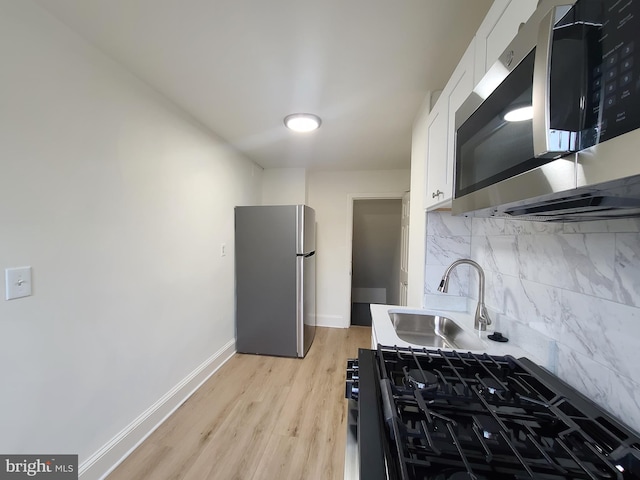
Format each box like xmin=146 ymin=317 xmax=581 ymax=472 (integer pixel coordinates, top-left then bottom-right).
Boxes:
xmin=350 ymin=198 xmax=403 ymax=326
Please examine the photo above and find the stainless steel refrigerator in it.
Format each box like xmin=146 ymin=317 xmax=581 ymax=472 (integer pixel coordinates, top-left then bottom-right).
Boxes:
xmin=234 ymin=205 xmax=316 ymax=358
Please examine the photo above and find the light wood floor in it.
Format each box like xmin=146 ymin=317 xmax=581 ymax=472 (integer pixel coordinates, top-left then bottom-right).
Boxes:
xmin=107 ymin=326 xmax=371 ymax=480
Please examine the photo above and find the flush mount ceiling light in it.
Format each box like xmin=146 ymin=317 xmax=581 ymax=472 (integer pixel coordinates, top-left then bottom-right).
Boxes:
xmin=284 ymin=113 xmax=322 ymax=132
xmin=503 ymin=105 xmax=534 ymax=122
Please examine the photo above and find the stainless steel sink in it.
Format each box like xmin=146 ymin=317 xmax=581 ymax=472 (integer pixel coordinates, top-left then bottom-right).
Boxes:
xmin=389 ymin=311 xmax=485 ymax=350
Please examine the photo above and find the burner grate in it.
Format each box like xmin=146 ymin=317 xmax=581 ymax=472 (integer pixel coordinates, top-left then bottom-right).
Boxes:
xmin=376 ymin=345 xmax=640 ymax=480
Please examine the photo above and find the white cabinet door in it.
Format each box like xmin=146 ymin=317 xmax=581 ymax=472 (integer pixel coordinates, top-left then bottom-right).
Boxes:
xmin=473 ymin=0 xmax=538 ymax=85
xmin=424 ymin=97 xmax=448 ymax=209
xmin=425 ymin=43 xmax=474 ymax=210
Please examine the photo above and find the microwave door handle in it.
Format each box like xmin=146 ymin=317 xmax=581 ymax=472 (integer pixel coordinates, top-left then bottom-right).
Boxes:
xmin=532 ymin=5 xmax=573 ymax=157
xmin=532 ymin=6 xmax=556 ymax=157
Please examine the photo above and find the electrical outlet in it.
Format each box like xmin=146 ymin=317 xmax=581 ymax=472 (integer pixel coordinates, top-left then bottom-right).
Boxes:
xmin=5 ymin=266 xmax=32 ymax=300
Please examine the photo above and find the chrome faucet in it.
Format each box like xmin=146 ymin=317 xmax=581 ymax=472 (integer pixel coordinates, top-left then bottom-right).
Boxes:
xmin=438 ymin=259 xmax=492 ymax=331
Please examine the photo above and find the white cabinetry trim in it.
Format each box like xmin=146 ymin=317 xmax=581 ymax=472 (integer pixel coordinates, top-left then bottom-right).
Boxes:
xmin=474 ymin=0 xmax=511 ymax=84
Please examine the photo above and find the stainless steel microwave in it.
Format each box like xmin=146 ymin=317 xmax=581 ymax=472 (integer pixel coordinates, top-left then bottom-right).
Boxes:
xmin=453 ymin=0 xmax=640 ymax=221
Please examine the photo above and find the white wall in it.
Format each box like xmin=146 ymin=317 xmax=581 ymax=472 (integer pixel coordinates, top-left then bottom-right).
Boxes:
xmin=262 ymin=168 xmax=307 ymax=205
xmin=307 ymin=170 xmax=410 ymax=328
xmin=0 ymin=0 xmax=261 ymax=475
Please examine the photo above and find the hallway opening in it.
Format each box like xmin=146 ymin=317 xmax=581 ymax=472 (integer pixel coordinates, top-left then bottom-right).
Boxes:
xmin=350 ymin=198 xmax=402 ymax=326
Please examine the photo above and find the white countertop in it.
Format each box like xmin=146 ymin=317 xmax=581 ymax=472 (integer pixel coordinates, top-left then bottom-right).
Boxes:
xmin=370 ymin=304 xmax=545 ymax=365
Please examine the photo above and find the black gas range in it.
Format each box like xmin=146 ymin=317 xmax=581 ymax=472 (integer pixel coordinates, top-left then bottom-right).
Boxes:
xmin=345 ymin=345 xmax=640 ymax=480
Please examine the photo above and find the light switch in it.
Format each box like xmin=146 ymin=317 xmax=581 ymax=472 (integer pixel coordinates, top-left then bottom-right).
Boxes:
xmin=5 ymin=266 xmax=32 ymax=300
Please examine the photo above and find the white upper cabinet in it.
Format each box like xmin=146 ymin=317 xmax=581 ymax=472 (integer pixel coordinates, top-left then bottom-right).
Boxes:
xmin=425 ymin=42 xmax=475 ymax=210
xmin=425 ymin=97 xmax=448 ymax=209
xmin=423 ymin=0 xmax=538 ymax=211
xmin=421 ymin=0 xmax=538 ymax=211
xmin=473 ymin=0 xmax=538 ymax=86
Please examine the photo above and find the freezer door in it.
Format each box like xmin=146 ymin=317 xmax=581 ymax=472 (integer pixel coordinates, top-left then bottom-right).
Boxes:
xmin=296 ymin=205 xmax=316 ymax=254
xmin=296 ymin=251 xmax=316 ymax=357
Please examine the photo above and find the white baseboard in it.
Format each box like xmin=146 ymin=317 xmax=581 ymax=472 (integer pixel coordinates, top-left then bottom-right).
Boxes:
xmin=79 ymin=339 xmax=236 ymax=480
xmin=316 ymin=314 xmax=347 ymax=328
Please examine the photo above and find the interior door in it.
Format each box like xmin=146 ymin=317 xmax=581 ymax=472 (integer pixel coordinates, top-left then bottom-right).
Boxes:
xmin=399 ymin=192 xmax=410 ymax=306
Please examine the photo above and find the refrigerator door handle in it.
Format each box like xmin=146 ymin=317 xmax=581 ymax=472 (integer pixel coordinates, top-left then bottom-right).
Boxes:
xmin=296 ymin=256 xmax=304 ymax=357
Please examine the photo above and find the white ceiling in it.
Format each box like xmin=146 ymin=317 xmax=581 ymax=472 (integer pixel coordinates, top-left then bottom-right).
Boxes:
xmin=35 ymin=0 xmax=493 ymax=171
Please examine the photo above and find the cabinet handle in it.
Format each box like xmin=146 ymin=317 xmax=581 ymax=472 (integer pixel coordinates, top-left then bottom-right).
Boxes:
xmin=432 ymin=189 xmax=444 ymax=199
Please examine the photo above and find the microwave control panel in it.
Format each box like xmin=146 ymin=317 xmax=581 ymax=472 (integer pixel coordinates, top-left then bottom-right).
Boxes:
xmin=585 ymin=0 xmax=640 ymax=146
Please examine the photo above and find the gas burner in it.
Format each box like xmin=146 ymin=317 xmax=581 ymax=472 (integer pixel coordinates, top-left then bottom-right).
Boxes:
xmin=361 ymin=346 xmax=640 ymax=480
xmin=405 ymin=368 xmax=438 ymax=390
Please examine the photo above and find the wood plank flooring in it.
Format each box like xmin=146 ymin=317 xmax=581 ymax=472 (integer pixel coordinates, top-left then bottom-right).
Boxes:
xmin=107 ymin=326 xmax=371 ymax=480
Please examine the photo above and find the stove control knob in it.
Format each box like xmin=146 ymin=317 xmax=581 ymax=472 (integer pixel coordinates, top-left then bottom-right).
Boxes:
xmin=345 ymin=359 xmax=359 ymax=400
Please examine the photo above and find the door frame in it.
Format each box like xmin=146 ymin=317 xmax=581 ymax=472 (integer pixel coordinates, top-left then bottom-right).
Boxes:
xmin=399 ymin=191 xmax=410 ymax=306
xmin=346 ymin=192 xmax=406 ymax=326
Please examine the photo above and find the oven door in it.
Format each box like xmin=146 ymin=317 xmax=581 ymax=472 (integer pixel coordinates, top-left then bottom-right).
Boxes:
xmin=344 ymin=397 xmax=359 ymax=480
xmin=453 ymin=1 xmax=589 ymax=215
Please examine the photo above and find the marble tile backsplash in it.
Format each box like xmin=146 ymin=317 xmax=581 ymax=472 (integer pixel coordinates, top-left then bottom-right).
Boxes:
xmin=424 ymin=212 xmax=640 ymax=433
